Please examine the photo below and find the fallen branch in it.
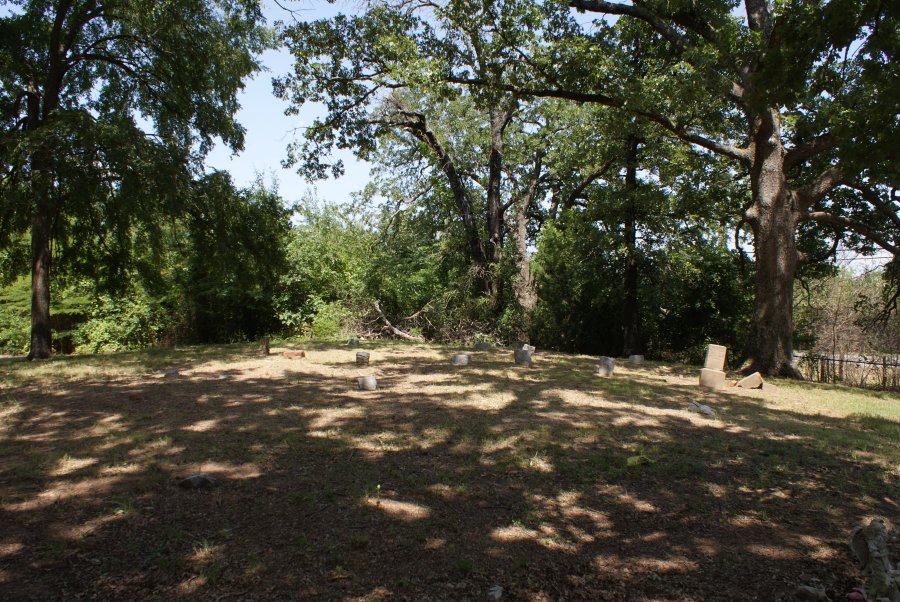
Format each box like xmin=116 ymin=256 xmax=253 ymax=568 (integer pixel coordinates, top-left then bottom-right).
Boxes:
xmin=373 ymin=301 xmax=424 ymax=341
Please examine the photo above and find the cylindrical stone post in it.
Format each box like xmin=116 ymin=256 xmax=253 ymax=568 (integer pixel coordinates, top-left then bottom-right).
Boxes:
xmin=356 ymin=351 xmax=370 ymax=366
xmin=451 ymin=354 xmax=470 ymax=366
xmin=598 ymin=356 xmax=615 ymax=377
xmin=514 ymin=349 xmax=533 ymax=366
xmin=357 ymin=376 xmax=377 ymax=391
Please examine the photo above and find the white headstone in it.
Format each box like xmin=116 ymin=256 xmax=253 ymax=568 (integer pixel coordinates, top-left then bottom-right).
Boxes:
xmin=451 ymin=354 xmax=470 ymax=366
xmin=704 ymin=344 xmax=727 ymax=371
xmin=628 ymin=354 xmax=644 ymax=365
xmin=514 ymin=349 xmax=533 ymax=366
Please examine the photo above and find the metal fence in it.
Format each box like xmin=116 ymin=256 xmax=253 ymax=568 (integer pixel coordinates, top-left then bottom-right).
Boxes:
xmin=793 ymin=353 xmax=900 ymax=391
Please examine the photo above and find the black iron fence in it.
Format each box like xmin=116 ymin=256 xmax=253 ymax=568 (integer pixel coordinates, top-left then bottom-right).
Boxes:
xmin=793 ymin=352 xmax=900 ymax=391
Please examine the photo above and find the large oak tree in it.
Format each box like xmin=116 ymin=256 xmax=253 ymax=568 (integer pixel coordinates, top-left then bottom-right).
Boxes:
xmin=0 ymin=0 xmax=269 ymax=358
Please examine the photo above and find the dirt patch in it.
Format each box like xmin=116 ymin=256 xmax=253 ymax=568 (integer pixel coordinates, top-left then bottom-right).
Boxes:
xmin=0 ymin=343 xmax=897 ymax=600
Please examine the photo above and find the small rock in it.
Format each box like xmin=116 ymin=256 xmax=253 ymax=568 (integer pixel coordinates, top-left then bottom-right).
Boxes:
xmin=688 ymin=401 xmax=716 ymax=418
xmin=164 ymin=369 xmax=179 ymax=377
xmin=795 ymin=584 xmax=830 ymax=601
xmin=178 ymin=474 xmax=217 ymax=489
xmin=347 ymin=338 xmax=360 ymax=347
xmin=283 ymin=350 xmax=306 ymax=359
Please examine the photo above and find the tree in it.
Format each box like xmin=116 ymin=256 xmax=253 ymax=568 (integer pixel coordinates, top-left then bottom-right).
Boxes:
xmin=472 ymin=0 xmax=899 ymax=376
xmin=0 ymin=0 xmax=269 ymax=358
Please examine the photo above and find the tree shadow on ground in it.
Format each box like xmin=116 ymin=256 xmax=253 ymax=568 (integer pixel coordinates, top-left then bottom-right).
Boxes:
xmin=0 ymin=344 xmax=897 ymax=601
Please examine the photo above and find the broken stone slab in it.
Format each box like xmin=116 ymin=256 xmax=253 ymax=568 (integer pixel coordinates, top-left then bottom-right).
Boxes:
xmin=597 ymin=356 xmax=615 ymax=377
xmin=178 ymin=474 xmax=217 ymax=489
xmin=474 ymin=342 xmax=492 ymax=351
xmin=356 ymin=351 xmax=370 ymax=367
xmin=283 ymin=350 xmax=306 ymax=359
xmin=451 ymin=354 xmax=470 ymax=366
xmin=514 ymin=349 xmax=534 ymax=367
xmin=704 ymin=344 xmax=727 ymax=371
xmin=628 ymin=354 xmax=644 ymax=365
xmin=689 ymin=401 xmax=716 ymax=418
xmin=736 ymin=371 xmax=764 ymax=389
xmin=357 ymin=376 xmax=377 ymax=391
xmin=699 ymin=368 xmax=726 ymax=389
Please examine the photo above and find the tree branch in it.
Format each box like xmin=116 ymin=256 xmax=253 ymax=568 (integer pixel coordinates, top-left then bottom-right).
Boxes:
xmin=796 ymin=167 xmax=844 ymax=211
xmin=784 ymin=133 xmax=839 ymax=171
xmin=800 ymin=211 xmax=900 ymax=257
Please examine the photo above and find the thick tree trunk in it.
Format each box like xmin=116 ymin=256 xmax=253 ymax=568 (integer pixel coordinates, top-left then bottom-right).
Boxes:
xmin=621 ymin=136 xmax=642 ymax=357
xmin=486 ymin=107 xmax=512 ymax=308
xmin=28 ymin=201 xmax=53 ymax=360
xmin=512 ymin=197 xmax=537 ymax=313
xmin=744 ymin=112 xmax=802 ymax=378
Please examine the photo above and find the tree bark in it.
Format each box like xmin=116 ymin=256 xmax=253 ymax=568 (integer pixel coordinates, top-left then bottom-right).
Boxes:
xmin=743 ymin=111 xmax=802 ymax=377
xmin=622 ymin=136 xmax=642 ymax=357
xmin=28 ymin=198 xmax=53 ymax=360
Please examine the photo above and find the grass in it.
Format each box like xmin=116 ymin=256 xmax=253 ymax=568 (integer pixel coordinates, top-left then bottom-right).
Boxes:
xmin=0 ymin=340 xmax=898 ymax=601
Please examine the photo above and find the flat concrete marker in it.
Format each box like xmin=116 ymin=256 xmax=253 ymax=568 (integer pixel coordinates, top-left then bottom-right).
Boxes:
xmin=704 ymin=344 xmax=727 ymax=371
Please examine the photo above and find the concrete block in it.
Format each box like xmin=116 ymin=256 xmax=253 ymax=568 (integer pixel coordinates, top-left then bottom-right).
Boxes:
xmin=598 ymin=356 xmax=615 ymax=377
xmin=699 ymin=368 xmax=726 ymax=389
xmin=356 ymin=351 xmax=370 ymax=367
xmin=736 ymin=371 xmax=764 ymax=389
xmin=704 ymin=344 xmax=727 ymax=371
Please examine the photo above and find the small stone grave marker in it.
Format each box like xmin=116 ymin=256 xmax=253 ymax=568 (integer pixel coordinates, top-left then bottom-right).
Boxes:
xmin=177 ymin=474 xmax=217 ymax=489
xmin=347 ymin=338 xmax=360 ymax=347
xmin=357 ymin=376 xmax=377 ymax=391
xmin=356 ymin=351 xmax=370 ymax=367
xmin=628 ymin=354 xmax=644 ymax=365
xmin=474 ymin=342 xmax=492 ymax=351
xmin=451 ymin=354 xmax=470 ymax=366
xmin=598 ymin=356 xmax=615 ymax=377
xmin=514 ymin=348 xmax=533 ymax=366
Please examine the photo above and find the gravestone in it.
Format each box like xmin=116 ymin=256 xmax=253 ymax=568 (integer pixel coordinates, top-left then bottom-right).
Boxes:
xmin=357 ymin=376 xmax=377 ymax=391
xmin=514 ymin=348 xmax=533 ymax=366
xmin=451 ymin=354 xmax=470 ymax=366
xmin=347 ymin=338 xmax=360 ymax=347
xmin=474 ymin=342 xmax=492 ymax=351
xmin=736 ymin=371 xmax=764 ymax=389
xmin=597 ymin=356 xmax=615 ymax=377
xmin=356 ymin=352 xmax=370 ymax=367
xmin=628 ymin=354 xmax=644 ymax=365
xmin=704 ymin=344 xmax=727 ymax=371
xmin=699 ymin=368 xmax=726 ymax=389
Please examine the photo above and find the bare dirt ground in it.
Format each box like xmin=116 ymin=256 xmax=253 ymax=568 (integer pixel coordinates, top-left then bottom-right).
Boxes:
xmin=0 ymin=342 xmax=898 ymax=601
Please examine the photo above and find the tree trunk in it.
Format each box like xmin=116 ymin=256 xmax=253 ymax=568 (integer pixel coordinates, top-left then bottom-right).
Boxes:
xmin=29 ymin=200 xmax=53 ymax=360
xmin=621 ymin=136 xmax=642 ymax=357
xmin=486 ymin=107 xmax=512 ymax=308
xmin=744 ymin=111 xmax=802 ymax=377
xmin=512 ymin=197 xmax=537 ymax=313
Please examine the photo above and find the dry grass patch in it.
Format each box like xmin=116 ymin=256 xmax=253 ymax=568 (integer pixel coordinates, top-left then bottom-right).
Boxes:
xmin=0 ymin=340 xmax=897 ymax=601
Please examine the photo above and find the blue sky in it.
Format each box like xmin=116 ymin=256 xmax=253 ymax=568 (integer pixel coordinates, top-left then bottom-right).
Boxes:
xmin=205 ymin=1 xmax=372 ymax=205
